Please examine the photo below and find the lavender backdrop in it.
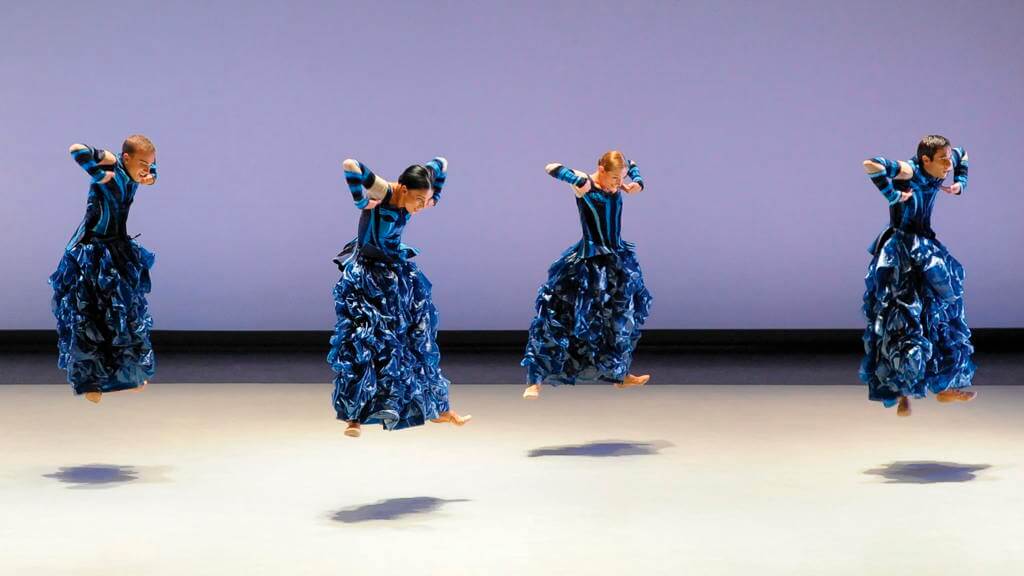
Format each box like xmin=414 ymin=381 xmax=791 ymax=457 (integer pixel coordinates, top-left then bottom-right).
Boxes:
xmin=1 ymin=0 xmax=1021 ymax=330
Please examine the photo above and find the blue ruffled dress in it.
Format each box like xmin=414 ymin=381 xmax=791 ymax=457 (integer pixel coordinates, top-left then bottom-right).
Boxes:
xmin=523 ymin=179 xmax=652 ymax=385
xmin=860 ymin=158 xmax=975 ymax=406
xmin=49 ymin=158 xmax=156 ymax=394
xmin=327 ymin=189 xmax=450 ymax=429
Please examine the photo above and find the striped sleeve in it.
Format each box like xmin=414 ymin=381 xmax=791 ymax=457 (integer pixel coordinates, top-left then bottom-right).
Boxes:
xmin=866 ymin=156 xmax=903 ymax=204
xmin=952 ymin=147 xmax=968 ymax=194
xmin=627 ymin=159 xmax=644 ymax=190
xmin=70 ymin=145 xmax=111 ymax=183
xmin=545 ymin=163 xmax=588 ymax=187
xmin=424 ymin=157 xmax=448 ymax=204
xmin=149 ymin=163 xmax=158 ymax=183
xmin=343 ymin=160 xmax=386 ymax=209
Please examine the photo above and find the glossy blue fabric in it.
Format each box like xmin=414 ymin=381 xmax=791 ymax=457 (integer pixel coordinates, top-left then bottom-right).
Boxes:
xmin=522 ymin=240 xmax=652 ymax=385
xmin=327 ymin=253 xmax=450 ymax=430
xmin=860 ymin=229 xmax=975 ymax=406
xmin=49 ymin=238 xmax=156 ymax=394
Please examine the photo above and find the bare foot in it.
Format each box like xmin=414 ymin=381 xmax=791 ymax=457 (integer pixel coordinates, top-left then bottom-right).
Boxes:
xmin=344 ymin=422 xmax=362 ymax=438
xmin=523 ymin=384 xmax=540 ymax=400
xmin=84 ymin=391 xmax=102 ymax=404
xmin=129 ymin=381 xmax=148 ymax=394
xmin=896 ymin=396 xmax=911 ymax=417
xmin=936 ymin=389 xmax=977 ymax=403
xmin=614 ymin=374 xmax=650 ymax=389
xmin=430 ymin=410 xmax=472 ymax=426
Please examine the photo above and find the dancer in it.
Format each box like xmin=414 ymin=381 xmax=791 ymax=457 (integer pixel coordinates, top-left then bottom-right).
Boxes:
xmin=328 ymin=156 xmax=471 ymax=437
xmin=860 ymin=135 xmax=975 ymax=417
xmin=49 ymin=136 xmax=158 ymax=403
xmin=522 ymin=151 xmax=653 ymax=399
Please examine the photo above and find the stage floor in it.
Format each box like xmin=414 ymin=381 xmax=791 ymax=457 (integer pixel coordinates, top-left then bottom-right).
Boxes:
xmin=1 ymin=384 xmax=1022 ymax=575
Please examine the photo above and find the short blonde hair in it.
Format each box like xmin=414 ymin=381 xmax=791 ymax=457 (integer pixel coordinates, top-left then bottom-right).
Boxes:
xmin=598 ymin=150 xmax=627 ymax=172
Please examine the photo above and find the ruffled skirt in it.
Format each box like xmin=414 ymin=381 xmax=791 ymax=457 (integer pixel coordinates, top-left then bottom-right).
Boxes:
xmin=522 ymin=241 xmax=652 ymax=385
xmin=49 ymin=237 xmax=156 ymax=394
xmin=860 ymin=229 xmax=975 ymax=406
xmin=327 ymin=254 xmax=450 ymax=430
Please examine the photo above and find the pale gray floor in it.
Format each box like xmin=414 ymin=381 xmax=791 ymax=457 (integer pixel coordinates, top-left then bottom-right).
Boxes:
xmin=1 ymin=384 xmax=1023 ymax=575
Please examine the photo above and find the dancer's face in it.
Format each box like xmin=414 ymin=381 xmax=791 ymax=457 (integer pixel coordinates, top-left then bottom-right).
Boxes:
xmin=921 ymin=146 xmax=953 ymax=179
xmin=400 ymin=186 xmax=433 ymax=214
xmin=595 ymin=166 xmax=627 ymax=191
xmin=122 ymin=150 xmax=156 ymax=183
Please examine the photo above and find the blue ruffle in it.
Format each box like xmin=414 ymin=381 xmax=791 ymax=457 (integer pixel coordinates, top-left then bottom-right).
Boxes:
xmin=48 ymin=238 xmax=156 ymax=394
xmin=327 ymin=254 xmax=450 ymax=430
xmin=859 ymin=229 xmax=975 ymax=406
xmin=522 ymin=240 xmax=652 ymax=385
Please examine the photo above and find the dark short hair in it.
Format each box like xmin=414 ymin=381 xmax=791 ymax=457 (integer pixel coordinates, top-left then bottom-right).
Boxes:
xmin=917 ymin=134 xmax=950 ymax=161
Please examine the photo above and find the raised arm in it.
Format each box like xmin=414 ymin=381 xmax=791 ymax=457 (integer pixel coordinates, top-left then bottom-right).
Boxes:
xmin=862 ymin=156 xmax=914 ymax=203
xmin=626 ymin=159 xmax=644 ymax=190
xmin=69 ymin=144 xmax=116 ymax=184
xmin=423 ymin=157 xmax=448 ymax=205
xmin=545 ymin=162 xmax=591 ymax=196
xmin=950 ymin=147 xmax=968 ymax=195
xmin=342 ymin=158 xmax=389 ymax=209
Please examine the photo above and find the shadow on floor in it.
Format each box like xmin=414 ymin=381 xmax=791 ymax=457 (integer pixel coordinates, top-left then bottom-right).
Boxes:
xmin=330 ymin=496 xmax=471 ymax=523
xmin=527 ymin=440 xmax=673 ymax=458
xmin=43 ymin=464 xmax=172 ymax=489
xmin=864 ymin=461 xmax=992 ymax=484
